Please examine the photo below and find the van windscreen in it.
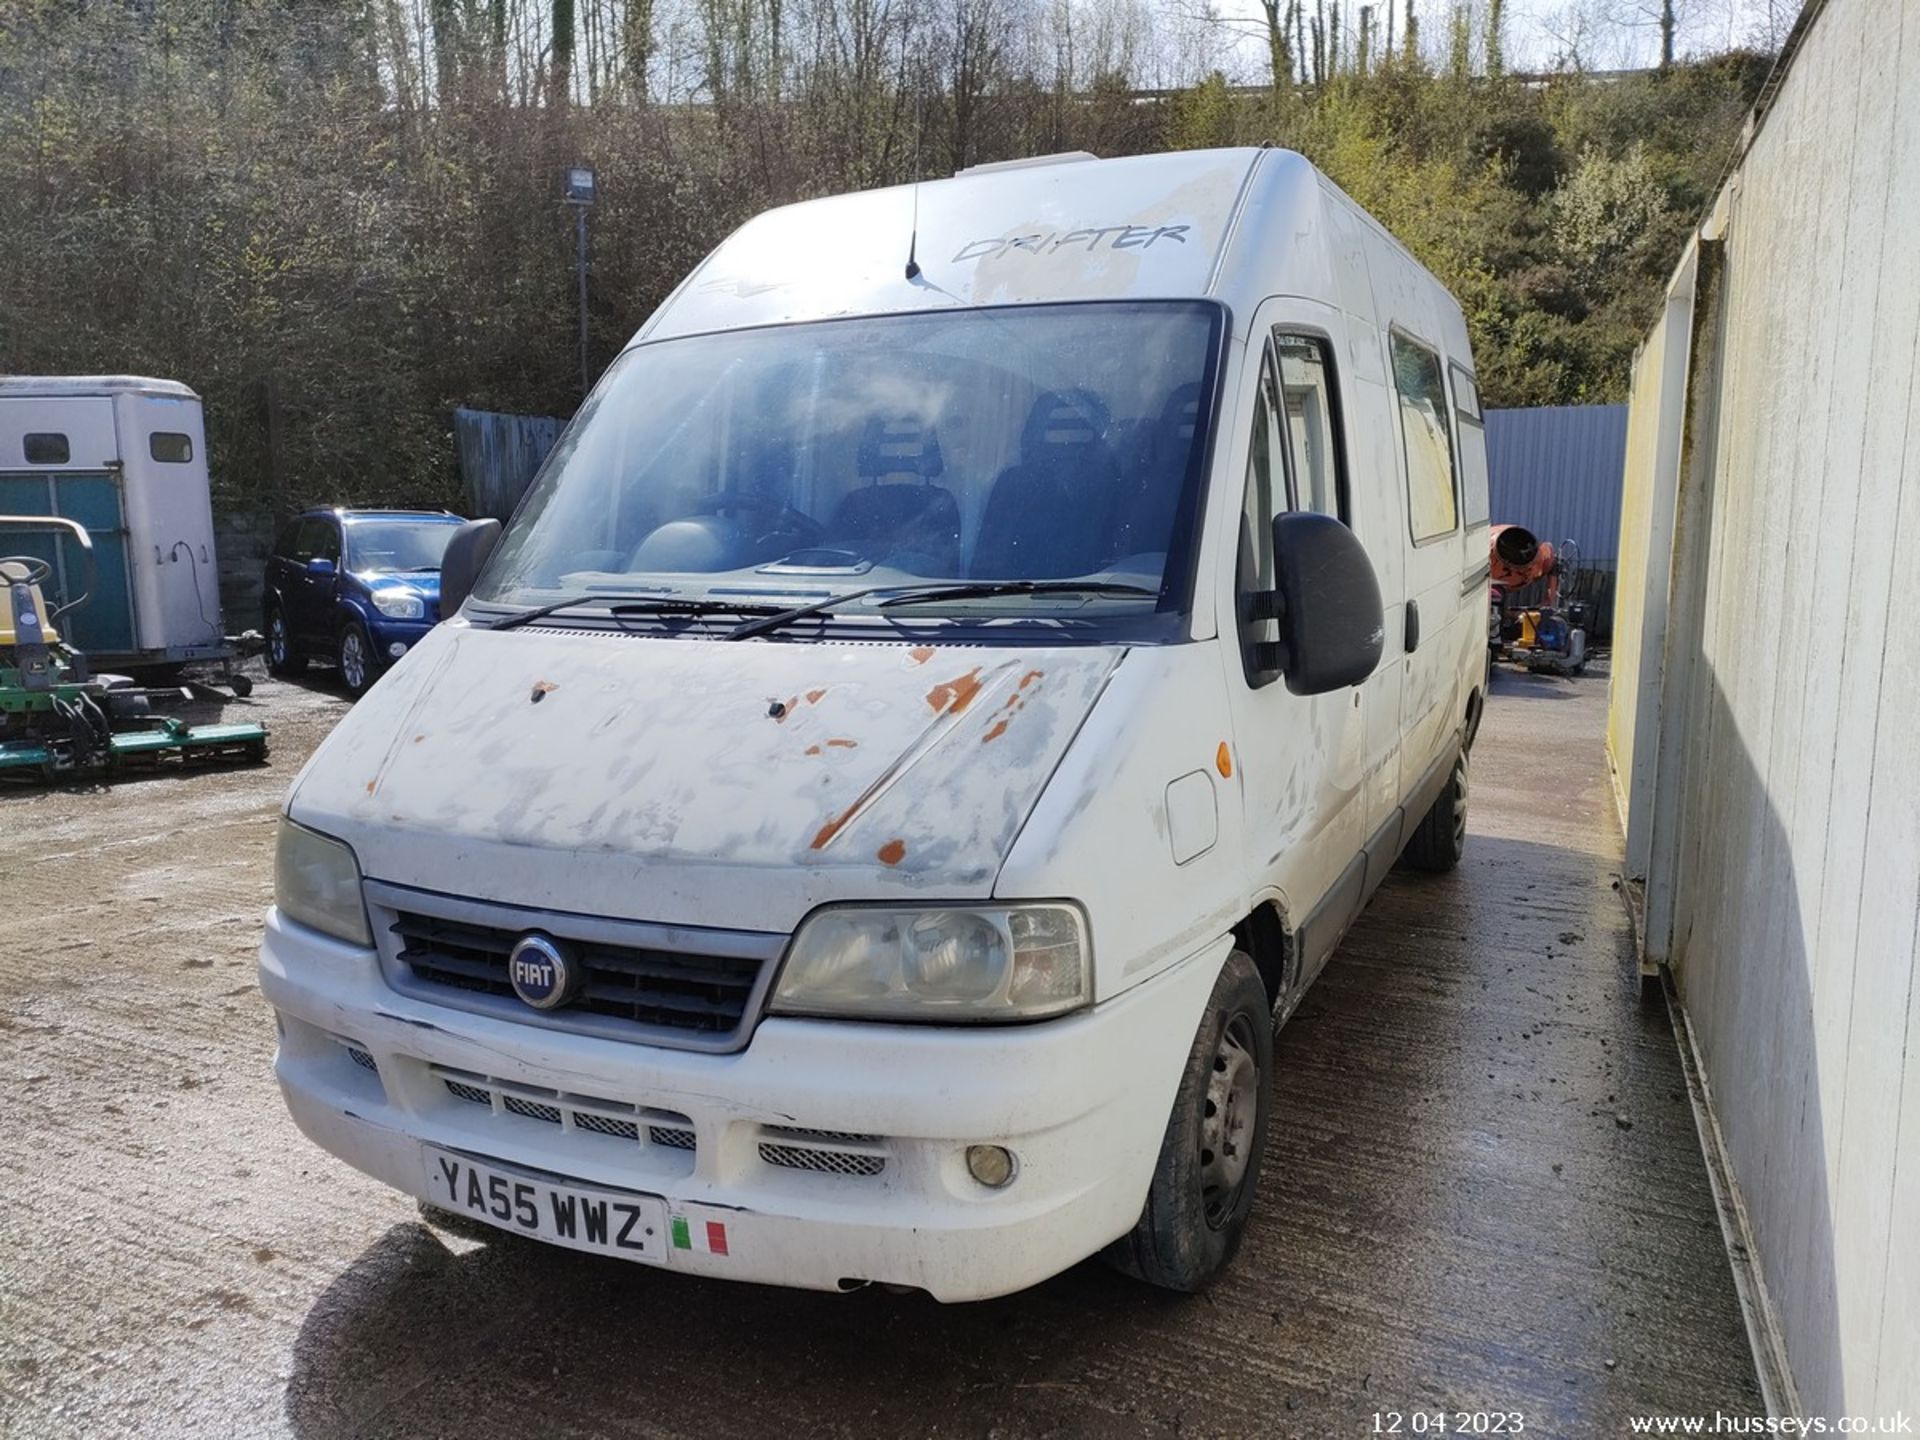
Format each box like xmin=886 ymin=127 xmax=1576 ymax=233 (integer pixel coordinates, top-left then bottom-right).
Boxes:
xmin=475 ymin=301 xmax=1223 ymax=635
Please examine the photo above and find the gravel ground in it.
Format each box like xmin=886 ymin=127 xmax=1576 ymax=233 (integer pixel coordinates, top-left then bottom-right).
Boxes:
xmin=0 ymin=658 xmax=1761 ymax=1439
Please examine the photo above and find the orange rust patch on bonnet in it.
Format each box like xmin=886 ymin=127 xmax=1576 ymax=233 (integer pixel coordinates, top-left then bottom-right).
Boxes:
xmin=811 ymin=803 xmax=860 ymax=851
xmin=805 ymin=745 xmax=823 ymax=757
xmin=982 ymin=720 xmax=1009 ymax=743
xmin=909 ymin=646 xmax=935 ymax=665
xmin=1018 ymin=669 xmax=1044 ymax=689
xmin=826 ymin=738 xmax=858 ymax=749
xmin=926 ymin=667 xmax=984 ymax=715
xmin=806 ymin=689 xmax=826 ymax=704
xmin=877 ymin=838 xmax=907 ymax=866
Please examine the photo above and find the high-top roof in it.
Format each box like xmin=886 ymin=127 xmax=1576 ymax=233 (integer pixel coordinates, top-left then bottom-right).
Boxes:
xmin=639 ymin=148 xmax=1313 ymax=343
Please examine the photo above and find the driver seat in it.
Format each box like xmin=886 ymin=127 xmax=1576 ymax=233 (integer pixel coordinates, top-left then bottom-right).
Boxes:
xmin=824 ymin=416 xmax=961 ymax=575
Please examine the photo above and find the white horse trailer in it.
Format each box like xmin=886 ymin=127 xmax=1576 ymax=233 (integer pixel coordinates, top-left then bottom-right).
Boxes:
xmin=0 ymin=376 xmax=235 ymax=674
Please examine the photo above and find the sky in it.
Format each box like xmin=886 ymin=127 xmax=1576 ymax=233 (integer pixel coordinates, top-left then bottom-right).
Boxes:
xmin=1206 ymin=0 xmax=1797 ymax=78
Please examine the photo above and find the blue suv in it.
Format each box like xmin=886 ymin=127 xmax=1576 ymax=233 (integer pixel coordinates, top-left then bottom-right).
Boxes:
xmin=263 ymin=508 xmax=466 ymax=696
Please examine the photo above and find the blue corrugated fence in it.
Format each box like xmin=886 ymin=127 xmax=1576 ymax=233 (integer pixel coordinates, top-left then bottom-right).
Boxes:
xmin=454 ymin=407 xmax=563 ymax=520
xmin=1484 ymin=403 xmax=1628 ymax=637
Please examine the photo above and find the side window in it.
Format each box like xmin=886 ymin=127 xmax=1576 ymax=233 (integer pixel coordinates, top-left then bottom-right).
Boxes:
xmin=1271 ymin=332 xmax=1347 ymax=522
xmin=1390 ymin=331 xmax=1458 ymax=542
xmin=293 ymin=518 xmax=335 ymax=564
xmin=149 ymin=432 xmax=193 ymax=464
xmin=1237 ymin=346 xmax=1287 ymax=685
xmin=1451 ymin=361 xmax=1489 ymax=528
xmin=313 ymin=519 xmax=342 ymax=564
xmin=24 ymin=433 xmax=70 ymax=465
xmin=273 ymin=522 xmax=305 ymax=560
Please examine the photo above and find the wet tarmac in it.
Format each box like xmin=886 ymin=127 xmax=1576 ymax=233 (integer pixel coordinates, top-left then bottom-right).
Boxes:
xmin=0 ymin=660 xmax=1762 ymax=1438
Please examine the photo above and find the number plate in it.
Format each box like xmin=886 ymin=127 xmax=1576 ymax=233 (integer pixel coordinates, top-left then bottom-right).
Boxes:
xmin=423 ymin=1147 xmax=671 ymax=1263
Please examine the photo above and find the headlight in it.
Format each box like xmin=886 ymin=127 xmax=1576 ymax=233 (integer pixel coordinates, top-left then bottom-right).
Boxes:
xmin=274 ymin=817 xmax=372 ymax=946
xmin=372 ymin=590 xmax=425 ymax=619
xmin=771 ymin=904 xmax=1089 ymax=1021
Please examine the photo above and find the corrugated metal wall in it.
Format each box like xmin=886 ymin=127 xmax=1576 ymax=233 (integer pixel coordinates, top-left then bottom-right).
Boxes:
xmin=1485 ymin=403 xmax=1628 ymax=634
xmin=1485 ymin=404 xmax=1629 ymax=564
xmin=453 ymin=408 xmax=562 ymax=519
xmin=1608 ymin=0 xmax=1920 ymax=1420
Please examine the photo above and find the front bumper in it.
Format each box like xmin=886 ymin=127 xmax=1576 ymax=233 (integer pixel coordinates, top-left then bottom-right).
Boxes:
xmin=258 ymin=909 xmax=1228 ymax=1301
xmin=360 ymin=614 xmax=435 ymax=660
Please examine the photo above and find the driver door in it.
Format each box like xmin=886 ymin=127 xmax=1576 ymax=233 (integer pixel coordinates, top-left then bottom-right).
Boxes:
xmin=1223 ymin=300 xmax=1371 ymax=982
xmin=289 ymin=516 xmax=341 ymax=647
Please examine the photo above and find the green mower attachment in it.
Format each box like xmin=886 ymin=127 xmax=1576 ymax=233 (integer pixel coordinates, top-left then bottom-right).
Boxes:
xmin=2 ymin=516 xmax=269 ymax=783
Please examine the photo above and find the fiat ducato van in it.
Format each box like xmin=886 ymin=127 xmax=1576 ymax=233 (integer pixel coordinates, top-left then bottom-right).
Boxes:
xmin=260 ymin=146 xmax=1491 ymax=1300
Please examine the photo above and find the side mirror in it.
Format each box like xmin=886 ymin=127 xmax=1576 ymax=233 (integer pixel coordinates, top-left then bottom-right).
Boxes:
xmin=307 ymin=556 xmax=336 ymax=577
xmin=1267 ymin=512 xmax=1384 ymax=696
xmin=439 ymin=518 xmax=503 ymax=617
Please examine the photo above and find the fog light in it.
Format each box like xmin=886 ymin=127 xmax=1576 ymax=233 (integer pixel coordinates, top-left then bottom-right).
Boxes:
xmin=965 ymin=1144 xmax=1016 ymax=1188
xmin=387 ymin=641 xmax=408 ymax=659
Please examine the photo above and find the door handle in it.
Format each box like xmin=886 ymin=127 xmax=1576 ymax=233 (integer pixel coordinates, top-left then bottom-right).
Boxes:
xmin=1404 ymin=599 xmax=1420 ymax=652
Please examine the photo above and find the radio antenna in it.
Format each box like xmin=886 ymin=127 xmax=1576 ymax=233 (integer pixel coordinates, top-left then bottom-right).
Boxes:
xmin=904 ymin=181 xmax=923 ymax=282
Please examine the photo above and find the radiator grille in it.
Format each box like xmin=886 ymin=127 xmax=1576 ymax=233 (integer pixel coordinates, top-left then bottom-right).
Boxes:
xmin=389 ymin=910 xmax=764 ymax=1040
xmin=436 ymin=1067 xmax=697 ymax=1156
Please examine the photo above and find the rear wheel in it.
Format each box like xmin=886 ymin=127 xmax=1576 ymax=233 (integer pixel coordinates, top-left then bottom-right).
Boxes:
xmin=265 ymin=608 xmax=306 ymax=677
xmin=338 ymin=620 xmax=376 ymax=697
xmin=1403 ymin=748 xmax=1468 ymax=873
xmin=1105 ymin=950 xmax=1271 ymax=1292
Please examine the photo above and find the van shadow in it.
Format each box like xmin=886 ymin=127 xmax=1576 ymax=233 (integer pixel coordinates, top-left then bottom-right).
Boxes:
xmin=283 ymin=1220 xmax=1185 ymax=1438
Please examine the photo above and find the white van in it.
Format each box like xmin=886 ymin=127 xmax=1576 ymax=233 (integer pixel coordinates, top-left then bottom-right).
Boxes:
xmin=260 ymin=147 xmax=1490 ymax=1300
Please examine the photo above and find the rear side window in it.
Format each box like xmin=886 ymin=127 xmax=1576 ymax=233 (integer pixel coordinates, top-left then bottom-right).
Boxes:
xmin=1450 ymin=363 xmax=1482 ymax=423
xmin=1451 ymin=362 xmax=1489 ymax=528
xmin=149 ymin=432 xmax=193 ymax=464
xmin=24 ymin=433 xmax=69 ymax=465
xmin=1390 ymin=332 xmax=1458 ymax=543
xmin=274 ymin=522 xmax=306 ymax=560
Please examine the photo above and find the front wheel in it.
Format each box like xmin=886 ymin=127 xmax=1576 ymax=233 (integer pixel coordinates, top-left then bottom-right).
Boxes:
xmin=338 ymin=620 xmax=377 ymax=697
xmin=1104 ymin=950 xmax=1271 ymax=1292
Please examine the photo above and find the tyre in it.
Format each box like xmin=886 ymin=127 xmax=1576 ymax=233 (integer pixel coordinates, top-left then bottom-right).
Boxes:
xmin=265 ymin=608 xmax=306 ymax=677
xmin=229 ymin=673 xmax=254 ymax=698
xmin=1403 ymin=747 xmax=1468 ymax=873
xmin=1105 ymin=950 xmax=1272 ymax=1292
xmin=337 ymin=619 xmax=377 ymax=697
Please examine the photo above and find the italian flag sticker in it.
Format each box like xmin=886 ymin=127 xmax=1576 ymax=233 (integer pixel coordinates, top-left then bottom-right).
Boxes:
xmin=671 ymin=1214 xmax=729 ymax=1257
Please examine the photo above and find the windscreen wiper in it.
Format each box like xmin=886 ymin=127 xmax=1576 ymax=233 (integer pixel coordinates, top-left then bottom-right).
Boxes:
xmin=485 ymin=595 xmax=783 ymax=633
xmin=725 ymin=579 xmax=1159 ymax=641
xmin=876 ymin=580 xmax=1159 ymax=606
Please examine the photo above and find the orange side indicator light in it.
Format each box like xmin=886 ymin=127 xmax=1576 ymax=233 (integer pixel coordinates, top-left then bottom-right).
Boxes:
xmin=1216 ymin=741 xmax=1233 ymax=778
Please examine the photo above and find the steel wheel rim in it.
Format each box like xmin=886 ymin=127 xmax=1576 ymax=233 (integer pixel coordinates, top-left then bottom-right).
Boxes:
xmin=268 ymin=616 xmax=287 ymax=666
xmin=1199 ymin=1013 xmax=1260 ymax=1227
xmin=340 ymin=630 xmax=366 ymax=689
xmin=1451 ymin=758 xmax=1469 ymax=850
